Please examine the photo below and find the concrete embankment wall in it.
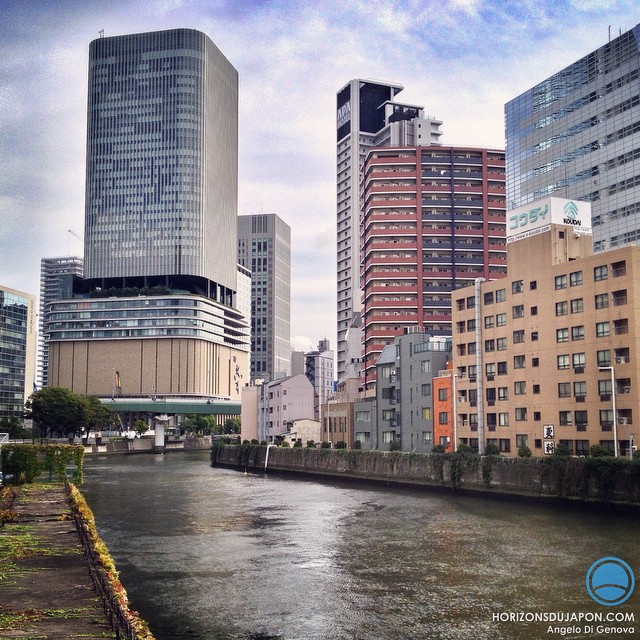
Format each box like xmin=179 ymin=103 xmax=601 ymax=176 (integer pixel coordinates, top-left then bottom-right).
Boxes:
xmin=212 ymin=444 xmax=640 ymax=507
xmin=82 ymin=436 xmax=212 ymax=455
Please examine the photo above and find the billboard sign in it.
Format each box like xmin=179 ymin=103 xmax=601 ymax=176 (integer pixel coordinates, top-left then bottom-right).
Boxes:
xmin=507 ymin=197 xmax=592 ymax=244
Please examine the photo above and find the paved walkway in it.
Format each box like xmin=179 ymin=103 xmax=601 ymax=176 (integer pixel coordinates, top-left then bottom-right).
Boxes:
xmin=0 ymin=484 xmax=116 ymax=639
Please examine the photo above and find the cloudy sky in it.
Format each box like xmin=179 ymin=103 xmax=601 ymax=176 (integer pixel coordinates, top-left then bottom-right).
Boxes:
xmin=0 ymin=0 xmax=637 ymax=352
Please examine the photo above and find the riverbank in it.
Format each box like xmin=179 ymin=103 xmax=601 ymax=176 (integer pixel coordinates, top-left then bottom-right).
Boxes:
xmin=212 ymin=443 xmax=640 ymax=508
xmin=0 ymin=483 xmax=153 ymax=639
xmin=81 ymin=434 xmax=212 ymax=455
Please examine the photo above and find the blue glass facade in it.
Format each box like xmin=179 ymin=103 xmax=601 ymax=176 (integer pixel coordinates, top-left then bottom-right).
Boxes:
xmin=0 ymin=287 xmax=36 ymax=418
xmin=506 ymin=24 xmax=640 ymax=253
xmin=84 ymin=29 xmax=238 ymax=301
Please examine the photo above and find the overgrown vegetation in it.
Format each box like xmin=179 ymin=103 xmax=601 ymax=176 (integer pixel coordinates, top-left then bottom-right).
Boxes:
xmin=1 ymin=444 xmax=84 ymax=485
xmin=211 ymin=442 xmax=640 ymax=505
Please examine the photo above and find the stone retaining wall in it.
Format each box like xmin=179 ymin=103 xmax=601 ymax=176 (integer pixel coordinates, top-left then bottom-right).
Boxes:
xmin=212 ymin=444 xmax=640 ymax=507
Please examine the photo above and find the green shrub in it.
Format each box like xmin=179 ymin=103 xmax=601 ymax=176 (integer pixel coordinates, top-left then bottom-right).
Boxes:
xmin=457 ymin=443 xmax=473 ymax=454
xmin=306 ymin=440 xmax=316 ymax=448
xmin=589 ymin=444 xmax=612 ymax=457
xmin=320 ymin=442 xmax=332 ymax=449
xmin=335 ymin=441 xmax=347 ymax=449
xmin=293 ymin=439 xmax=302 ymax=448
xmin=518 ymin=445 xmax=532 ymax=458
xmin=484 ymin=442 xmax=500 ymax=456
xmin=431 ymin=444 xmax=446 ymax=454
xmin=281 ymin=440 xmax=290 ymax=448
xmin=353 ymin=440 xmax=362 ymax=449
xmin=389 ymin=441 xmax=402 ymax=451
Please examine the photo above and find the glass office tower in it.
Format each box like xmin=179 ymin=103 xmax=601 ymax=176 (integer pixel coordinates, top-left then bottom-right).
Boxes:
xmin=506 ymin=24 xmax=640 ymax=253
xmin=84 ymin=29 xmax=238 ymax=302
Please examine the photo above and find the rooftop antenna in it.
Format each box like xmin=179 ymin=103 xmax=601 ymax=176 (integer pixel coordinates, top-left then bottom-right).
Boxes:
xmin=99 ymin=29 xmax=104 ymax=38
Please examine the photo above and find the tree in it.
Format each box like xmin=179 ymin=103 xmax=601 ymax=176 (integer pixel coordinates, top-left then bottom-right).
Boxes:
xmin=24 ymin=387 xmax=88 ymax=439
xmin=224 ymin=417 xmax=241 ymax=434
xmin=83 ymin=396 xmax=112 ymax=434
xmin=518 ymin=444 xmax=532 ymax=458
xmin=134 ymin=419 xmax=150 ymax=437
xmin=484 ymin=442 xmax=500 ymax=456
xmin=0 ymin=416 xmax=30 ymax=439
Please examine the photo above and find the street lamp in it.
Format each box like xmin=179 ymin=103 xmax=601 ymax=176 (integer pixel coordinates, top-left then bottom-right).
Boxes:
xmin=599 ymin=366 xmax=618 ymax=457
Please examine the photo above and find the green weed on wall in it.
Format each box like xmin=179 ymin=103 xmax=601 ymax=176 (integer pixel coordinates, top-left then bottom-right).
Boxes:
xmin=1 ymin=444 xmax=84 ymax=485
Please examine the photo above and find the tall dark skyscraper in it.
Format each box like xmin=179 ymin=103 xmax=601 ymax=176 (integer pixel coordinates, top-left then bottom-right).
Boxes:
xmin=47 ymin=29 xmax=249 ymax=401
xmin=84 ymin=28 xmax=238 ymax=302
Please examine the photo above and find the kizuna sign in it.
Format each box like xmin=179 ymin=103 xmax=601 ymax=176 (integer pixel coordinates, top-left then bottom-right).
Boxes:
xmin=507 ymin=197 xmax=592 ymax=244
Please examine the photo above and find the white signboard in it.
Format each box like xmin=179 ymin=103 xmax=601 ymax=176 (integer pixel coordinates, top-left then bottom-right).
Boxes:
xmin=337 ymin=101 xmax=351 ymax=128
xmin=507 ymin=197 xmax=592 ymax=244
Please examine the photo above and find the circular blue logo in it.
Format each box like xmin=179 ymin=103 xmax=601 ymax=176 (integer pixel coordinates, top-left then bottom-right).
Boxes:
xmin=586 ymin=557 xmax=635 ymax=606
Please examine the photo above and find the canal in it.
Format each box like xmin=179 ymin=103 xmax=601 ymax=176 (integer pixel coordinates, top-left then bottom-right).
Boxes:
xmin=81 ymin=451 xmax=639 ymax=640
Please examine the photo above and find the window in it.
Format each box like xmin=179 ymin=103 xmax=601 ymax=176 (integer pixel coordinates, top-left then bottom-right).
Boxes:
xmin=557 ymin=354 xmax=570 ymax=370
xmin=571 ymin=325 xmax=584 ymax=341
xmin=499 ymin=412 xmax=509 ymax=426
xmin=612 ymin=289 xmax=627 ymax=306
xmin=558 ymin=382 xmax=571 ymax=398
xmin=468 ymin=342 xmax=477 ymax=355
xmin=499 ymin=439 xmax=511 ymax=453
xmin=515 ymin=408 xmax=527 ymax=421
xmin=496 ymin=313 xmax=507 ymax=327
xmin=559 ymin=411 xmax=572 ymax=426
xmin=382 ymin=431 xmax=395 ymax=443
xmin=355 ymin=431 xmax=371 ymax=443
xmin=570 ymin=270 xmax=583 ymax=286
xmin=615 ymin=347 xmax=630 ymax=364
xmin=514 ymin=355 xmax=526 ymax=369
xmin=498 ymin=387 xmax=508 ymax=401
xmin=355 ymin=411 xmax=371 ymax=422
xmin=484 ymin=315 xmax=494 ymax=328
xmin=512 ymin=280 xmax=523 ymax=294
xmin=438 ymin=388 xmax=447 ymax=401
xmin=456 ymin=321 xmax=466 ymax=333
xmin=614 ymin=318 xmax=628 ymax=335
xmin=533 ymin=384 xmax=540 ymax=394
xmin=467 ymin=319 xmax=476 ymax=331
xmin=514 ymin=381 xmax=526 ymax=395
xmin=556 ymin=328 xmax=569 ymax=343
xmin=575 ymin=411 xmax=588 ymax=430
xmin=485 ymin=339 xmax=495 ymax=352
xmin=531 ymin=306 xmax=538 ymax=315
xmin=382 ymin=409 xmax=396 ymax=421
xmin=532 ymin=357 xmax=540 ymax=367
xmin=555 ymin=274 xmax=567 ymax=290
xmin=485 ymin=363 xmax=496 ymax=377
xmin=573 ymin=381 xmax=586 ymax=398
xmin=530 ymin=280 xmax=537 ymax=290
xmin=576 ymin=440 xmax=590 ymax=455
xmin=555 ymin=301 xmax=568 ymax=316
xmin=595 ymin=293 xmax=609 ymax=309
xmin=516 ymin=434 xmax=528 ymax=448
xmin=466 ymin=296 xmax=475 ymax=309
xmin=612 ymin=260 xmax=626 ymax=277
xmin=597 ymin=350 xmax=611 ymax=367
xmin=571 ymin=298 xmax=583 ymax=313
xmin=497 ymin=361 xmax=508 ymax=375
xmin=422 ymin=407 xmax=432 ymax=420
xmin=596 ymin=321 xmax=610 ymax=337
xmin=484 ymin=292 xmax=494 ymax=304
xmin=594 ymin=265 xmax=608 ymax=281
xmin=513 ymin=329 xmax=525 ymax=343
xmin=421 ymin=383 xmax=431 ymax=397
xmin=600 ymin=409 xmax=614 ymax=430
xmin=572 ymin=352 xmax=586 ymax=369
xmin=598 ymin=379 xmax=612 ymax=396
xmin=497 ymin=337 xmax=507 ymax=351
xmin=512 ymin=305 xmax=524 ymax=319
xmin=531 ymin=331 xmax=539 ymax=341
xmin=457 ymin=344 xmax=466 ymax=357
xmin=422 ymin=431 xmax=432 ymax=444
xmin=421 ymin=360 xmax=431 ymax=373
xmin=438 ymin=411 xmax=448 ymax=425
xmin=496 ymin=288 xmax=506 ymax=302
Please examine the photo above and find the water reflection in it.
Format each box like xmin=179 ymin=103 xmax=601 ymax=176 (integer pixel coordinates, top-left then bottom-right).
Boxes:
xmin=81 ymin=452 xmax=640 ymax=640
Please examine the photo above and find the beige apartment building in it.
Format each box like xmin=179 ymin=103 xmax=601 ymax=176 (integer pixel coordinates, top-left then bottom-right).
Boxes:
xmin=452 ymin=197 xmax=638 ymax=457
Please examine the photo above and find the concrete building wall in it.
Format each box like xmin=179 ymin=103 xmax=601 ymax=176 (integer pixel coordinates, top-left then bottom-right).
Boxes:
xmin=48 ymin=338 xmax=248 ymax=402
xmin=452 ymin=204 xmax=640 ymax=457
